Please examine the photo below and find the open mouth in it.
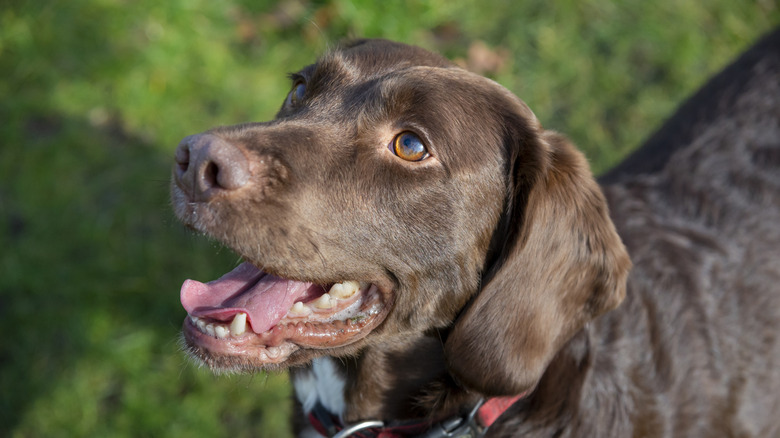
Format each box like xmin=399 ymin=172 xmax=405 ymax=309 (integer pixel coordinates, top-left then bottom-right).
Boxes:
xmin=179 ymin=262 xmax=389 ymax=369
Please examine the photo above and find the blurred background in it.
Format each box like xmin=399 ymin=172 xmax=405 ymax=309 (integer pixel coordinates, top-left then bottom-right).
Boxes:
xmin=1 ymin=1 xmax=777 ymax=436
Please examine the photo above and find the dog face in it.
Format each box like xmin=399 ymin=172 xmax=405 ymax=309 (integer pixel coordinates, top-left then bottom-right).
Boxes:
xmin=171 ymin=39 xmax=629 ymax=395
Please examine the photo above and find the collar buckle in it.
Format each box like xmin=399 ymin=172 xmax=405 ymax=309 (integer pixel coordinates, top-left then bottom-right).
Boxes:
xmin=415 ymin=399 xmax=487 ymax=438
xmin=331 ymin=420 xmax=385 ymax=438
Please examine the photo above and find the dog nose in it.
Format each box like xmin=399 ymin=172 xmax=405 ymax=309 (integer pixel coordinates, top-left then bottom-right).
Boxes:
xmin=174 ymin=133 xmax=250 ymax=201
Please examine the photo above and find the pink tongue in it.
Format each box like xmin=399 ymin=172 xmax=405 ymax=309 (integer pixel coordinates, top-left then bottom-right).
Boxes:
xmin=180 ymin=262 xmax=320 ymax=334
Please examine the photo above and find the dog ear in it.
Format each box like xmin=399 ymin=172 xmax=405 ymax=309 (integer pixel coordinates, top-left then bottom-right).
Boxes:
xmin=444 ymin=119 xmax=631 ymax=396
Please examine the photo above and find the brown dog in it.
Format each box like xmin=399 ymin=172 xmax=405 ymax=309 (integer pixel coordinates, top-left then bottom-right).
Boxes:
xmin=172 ymin=31 xmax=780 ymax=437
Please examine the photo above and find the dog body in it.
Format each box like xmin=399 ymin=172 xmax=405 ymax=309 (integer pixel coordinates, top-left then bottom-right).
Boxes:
xmin=172 ymin=31 xmax=780 ymax=437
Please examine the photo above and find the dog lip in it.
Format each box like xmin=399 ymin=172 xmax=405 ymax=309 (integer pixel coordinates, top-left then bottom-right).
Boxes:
xmin=181 ymin=319 xmax=300 ymax=366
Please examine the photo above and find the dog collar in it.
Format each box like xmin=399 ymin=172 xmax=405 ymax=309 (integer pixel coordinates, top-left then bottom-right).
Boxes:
xmin=308 ymin=394 xmax=524 ymax=438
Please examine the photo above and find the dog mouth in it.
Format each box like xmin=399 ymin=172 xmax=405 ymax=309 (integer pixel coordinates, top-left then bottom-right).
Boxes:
xmin=179 ymin=262 xmax=389 ymax=369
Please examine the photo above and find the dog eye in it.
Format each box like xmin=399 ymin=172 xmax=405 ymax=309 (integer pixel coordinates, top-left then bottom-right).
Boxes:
xmin=287 ymin=81 xmax=306 ymax=106
xmin=391 ymin=132 xmax=429 ymax=162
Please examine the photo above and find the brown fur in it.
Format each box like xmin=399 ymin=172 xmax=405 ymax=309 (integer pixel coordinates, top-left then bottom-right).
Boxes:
xmin=172 ymin=30 xmax=780 ymax=437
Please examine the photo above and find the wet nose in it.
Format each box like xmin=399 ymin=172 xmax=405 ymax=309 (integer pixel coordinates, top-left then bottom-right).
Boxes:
xmin=174 ymin=133 xmax=250 ymax=201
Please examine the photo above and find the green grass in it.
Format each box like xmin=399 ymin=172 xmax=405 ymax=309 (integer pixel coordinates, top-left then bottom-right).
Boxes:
xmin=1 ymin=1 xmax=777 ymax=436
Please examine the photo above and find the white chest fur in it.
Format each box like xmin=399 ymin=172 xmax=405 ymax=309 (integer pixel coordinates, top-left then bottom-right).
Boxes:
xmin=293 ymin=357 xmax=347 ymax=418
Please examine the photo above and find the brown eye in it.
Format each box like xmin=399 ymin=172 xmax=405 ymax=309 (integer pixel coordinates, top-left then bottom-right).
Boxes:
xmin=391 ymin=132 xmax=429 ymax=162
xmin=287 ymin=81 xmax=306 ymax=105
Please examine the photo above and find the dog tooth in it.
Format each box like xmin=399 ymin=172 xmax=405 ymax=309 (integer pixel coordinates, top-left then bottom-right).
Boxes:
xmin=205 ymin=324 xmax=216 ymax=337
xmin=314 ymin=293 xmax=334 ymax=309
xmin=215 ymin=325 xmax=229 ymax=339
xmin=267 ymin=346 xmax=281 ymax=359
xmin=289 ymin=301 xmax=312 ymax=317
xmin=329 ymin=281 xmax=360 ymax=299
xmin=230 ymin=312 xmax=247 ymax=336
xmin=196 ymin=318 xmax=207 ymax=331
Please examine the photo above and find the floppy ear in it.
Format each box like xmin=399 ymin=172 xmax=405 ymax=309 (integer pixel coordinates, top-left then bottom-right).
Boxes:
xmin=444 ymin=122 xmax=631 ymax=396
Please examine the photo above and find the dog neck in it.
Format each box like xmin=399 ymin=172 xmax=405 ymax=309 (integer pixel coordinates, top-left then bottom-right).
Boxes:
xmin=293 ymin=334 xmax=475 ymax=424
xmin=293 ymin=357 xmax=348 ymax=419
xmin=292 ymin=329 xmax=594 ymax=435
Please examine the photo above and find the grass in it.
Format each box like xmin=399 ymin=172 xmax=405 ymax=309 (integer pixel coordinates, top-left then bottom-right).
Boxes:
xmin=1 ymin=1 xmax=777 ymax=436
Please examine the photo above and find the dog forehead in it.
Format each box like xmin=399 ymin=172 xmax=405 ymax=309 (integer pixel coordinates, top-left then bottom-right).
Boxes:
xmin=300 ymin=39 xmax=458 ymax=98
xmin=333 ymin=39 xmax=455 ymax=74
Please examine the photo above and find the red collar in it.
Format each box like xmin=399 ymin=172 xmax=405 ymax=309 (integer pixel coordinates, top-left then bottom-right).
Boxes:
xmin=308 ymin=394 xmax=525 ymax=438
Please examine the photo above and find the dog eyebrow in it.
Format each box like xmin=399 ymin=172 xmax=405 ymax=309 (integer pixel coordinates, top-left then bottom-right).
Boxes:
xmin=286 ymin=72 xmax=305 ymax=83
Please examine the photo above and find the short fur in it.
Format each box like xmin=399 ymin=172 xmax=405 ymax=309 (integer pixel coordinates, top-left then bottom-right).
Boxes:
xmin=172 ymin=30 xmax=780 ymax=437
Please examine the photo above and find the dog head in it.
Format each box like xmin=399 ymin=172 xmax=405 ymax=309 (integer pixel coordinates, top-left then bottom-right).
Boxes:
xmin=171 ymin=39 xmax=630 ymax=395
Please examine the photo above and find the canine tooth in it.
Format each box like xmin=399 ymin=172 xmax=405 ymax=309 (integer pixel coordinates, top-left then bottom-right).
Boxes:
xmin=329 ymin=281 xmax=360 ymax=299
xmin=205 ymin=324 xmax=216 ymax=337
xmin=230 ymin=312 xmax=247 ymax=336
xmin=289 ymin=301 xmax=311 ymax=317
xmin=314 ymin=293 xmax=334 ymax=309
xmin=215 ymin=325 xmax=229 ymax=339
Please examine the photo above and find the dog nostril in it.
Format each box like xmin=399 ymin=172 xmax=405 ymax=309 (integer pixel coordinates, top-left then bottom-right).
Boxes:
xmin=175 ymin=143 xmax=191 ymax=173
xmin=203 ymin=161 xmax=219 ymax=190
